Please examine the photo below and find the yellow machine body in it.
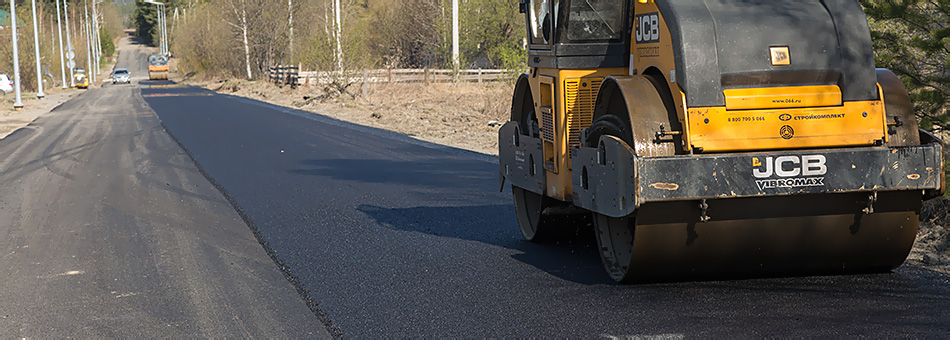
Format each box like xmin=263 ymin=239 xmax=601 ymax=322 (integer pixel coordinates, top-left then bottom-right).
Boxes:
xmin=527 ymin=68 xmax=625 ymax=201
xmin=500 ymin=0 xmax=944 ymax=282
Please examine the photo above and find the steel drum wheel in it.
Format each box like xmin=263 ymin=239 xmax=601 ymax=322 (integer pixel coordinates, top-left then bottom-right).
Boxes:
xmin=583 ymin=116 xmax=921 ymax=283
xmin=512 ymin=186 xmax=546 ymax=241
xmin=511 ymin=105 xmax=554 ymax=242
xmin=593 ymin=213 xmax=637 ymax=282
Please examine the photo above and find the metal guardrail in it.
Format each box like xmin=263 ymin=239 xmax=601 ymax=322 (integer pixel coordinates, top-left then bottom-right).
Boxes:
xmin=269 ymin=67 xmax=513 ymax=86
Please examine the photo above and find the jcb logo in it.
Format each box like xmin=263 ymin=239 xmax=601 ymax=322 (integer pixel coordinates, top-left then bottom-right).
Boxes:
xmin=752 ymin=155 xmax=827 ymax=178
xmin=635 ymin=13 xmax=659 ymax=43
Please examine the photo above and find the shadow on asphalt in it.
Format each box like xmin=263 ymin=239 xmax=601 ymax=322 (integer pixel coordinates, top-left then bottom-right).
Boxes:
xmin=290 ymin=158 xmax=494 ymax=189
xmin=356 ymin=203 xmax=610 ymax=285
xmin=356 ymin=199 xmax=950 ymax=286
xmin=139 ymin=80 xmax=179 ymax=87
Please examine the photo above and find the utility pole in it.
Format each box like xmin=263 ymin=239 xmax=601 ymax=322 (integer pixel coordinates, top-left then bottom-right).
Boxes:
xmin=165 ymin=4 xmax=169 ymax=54
xmin=91 ymin=0 xmax=100 ymax=78
xmin=31 ymin=0 xmax=45 ymax=98
xmin=160 ymin=3 xmax=167 ymax=55
xmin=65 ymin=0 xmax=75 ymax=87
xmin=452 ymin=0 xmax=459 ymax=71
xmin=157 ymin=3 xmax=163 ymax=54
xmin=173 ymin=7 xmax=179 ymax=49
xmin=288 ymin=0 xmax=293 ymax=62
xmin=10 ymin=0 xmax=24 ymax=109
xmin=334 ymin=0 xmax=342 ymax=72
xmin=55 ymin=0 xmax=67 ymax=89
xmin=84 ymin=0 xmax=91 ymax=81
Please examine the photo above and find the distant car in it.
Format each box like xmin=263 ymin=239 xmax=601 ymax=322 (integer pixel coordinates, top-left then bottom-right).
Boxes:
xmin=112 ymin=68 xmax=131 ymax=84
xmin=73 ymin=68 xmax=89 ymax=89
xmin=0 ymin=74 xmax=13 ymax=94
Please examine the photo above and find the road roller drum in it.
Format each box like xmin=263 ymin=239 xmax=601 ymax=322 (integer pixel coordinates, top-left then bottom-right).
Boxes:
xmin=498 ymin=0 xmax=945 ymax=282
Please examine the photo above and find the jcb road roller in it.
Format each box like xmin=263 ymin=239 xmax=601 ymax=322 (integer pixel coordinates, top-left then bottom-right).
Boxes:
xmin=148 ymin=53 xmax=169 ymax=80
xmin=499 ymin=0 xmax=946 ymax=283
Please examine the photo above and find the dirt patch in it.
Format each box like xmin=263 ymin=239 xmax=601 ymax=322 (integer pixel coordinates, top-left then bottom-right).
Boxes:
xmin=909 ymin=199 xmax=950 ymax=273
xmin=0 ymin=90 xmax=81 ymax=140
xmin=186 ymin=78 xmax=512 ymax=156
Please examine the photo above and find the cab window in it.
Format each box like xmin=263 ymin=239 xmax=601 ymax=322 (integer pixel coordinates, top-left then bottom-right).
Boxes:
xmin=529 ymin=0 xmax=558 ymax=45
xmin=565 ymin=0 xmax=624 ymax=41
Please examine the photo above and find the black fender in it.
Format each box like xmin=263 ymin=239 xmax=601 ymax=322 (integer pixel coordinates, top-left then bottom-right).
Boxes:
xmin=878 ymin=68 xmax=946 ymax=198
xmin=510 ymin=73 xmax=533 ymax=122
xmin=877 ymin=68 xmax=921 ymax=147
xmin=589 ymin=75 xmax=678 ymax=157
xmin=500 ymin=73 xmax=545 ymax=195
xmin=573 ymin=75 xmax=679 ymax=215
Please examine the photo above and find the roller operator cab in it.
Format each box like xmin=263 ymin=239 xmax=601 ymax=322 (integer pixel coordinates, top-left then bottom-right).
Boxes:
xmin=499 ymin=0 xmax=946 ymax=283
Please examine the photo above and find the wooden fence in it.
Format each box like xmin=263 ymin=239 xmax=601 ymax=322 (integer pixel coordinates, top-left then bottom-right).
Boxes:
xmin=268 ymin=66 xmax=300 ymax=88
xmin=269 ymin=66 xmax=513 ymax=87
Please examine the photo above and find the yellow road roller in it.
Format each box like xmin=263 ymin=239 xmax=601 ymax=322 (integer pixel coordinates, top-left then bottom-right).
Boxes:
xmin=148 ymin=53 xmax=169 ymax=80
xmin=72 ymin=68 xmax=89 ymax=89
xmin=499 ymin=0 xmax=945 ymax=283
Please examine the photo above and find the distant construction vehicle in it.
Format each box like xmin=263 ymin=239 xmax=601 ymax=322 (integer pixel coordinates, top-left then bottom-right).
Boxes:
xmin=72 ymin=68 xmax=89 ymax=89
xmin=499 ymin=0 xmax=945 ymax=283
xmin=148 ymin=53 xmax=169 ymax=80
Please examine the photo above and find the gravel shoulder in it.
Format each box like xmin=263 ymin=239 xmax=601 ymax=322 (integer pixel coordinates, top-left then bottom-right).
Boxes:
xmin=0 ymin=89 xmax=81 ymax=140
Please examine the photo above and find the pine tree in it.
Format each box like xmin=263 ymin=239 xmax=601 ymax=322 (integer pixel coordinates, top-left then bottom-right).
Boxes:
xmin=860 ymin=0 xmax=950 ymax=133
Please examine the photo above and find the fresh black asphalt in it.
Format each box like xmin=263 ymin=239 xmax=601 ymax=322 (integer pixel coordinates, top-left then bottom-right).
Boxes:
xmin=142 ymin=84 xmax=950 ymax=337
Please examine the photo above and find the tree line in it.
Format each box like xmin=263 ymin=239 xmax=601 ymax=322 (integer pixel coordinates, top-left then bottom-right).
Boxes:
xmin=0 ymin=0 xmax=123 ymax=92
xmin=138 ymin=0 xmax=524 ymax=81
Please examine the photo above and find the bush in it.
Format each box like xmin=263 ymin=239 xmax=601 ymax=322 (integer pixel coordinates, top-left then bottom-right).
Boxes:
xmin=100 ymin=28 xmax=115 ymax=60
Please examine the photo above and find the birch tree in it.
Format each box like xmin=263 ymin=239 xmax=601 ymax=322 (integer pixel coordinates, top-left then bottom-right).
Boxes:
xmin=223 ymin=0 xmax=253 ymax=79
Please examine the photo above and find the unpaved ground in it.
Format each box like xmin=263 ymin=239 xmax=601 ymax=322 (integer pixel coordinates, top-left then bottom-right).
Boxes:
xmin=0 ymin=89 xmax=81 ymax=139
xmin=910 ymin=199 xmax=950 ymax=273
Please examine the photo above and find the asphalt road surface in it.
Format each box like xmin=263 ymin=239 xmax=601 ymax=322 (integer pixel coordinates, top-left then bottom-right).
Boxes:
xmin=0 ymin=38 xmax=325 ymax=336
xmin=144 ymin=83 xmax=950 ymax=333
xmin=2 ymin=37 xmax=949 ymax=336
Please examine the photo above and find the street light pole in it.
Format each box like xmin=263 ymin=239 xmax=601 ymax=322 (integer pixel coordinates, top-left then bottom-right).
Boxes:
xmin=160 ymin=3 xmax=165 ymax=54
xmin=334 ymin=0 xmax=341 ymax=72
xmin=64 ymin=0 xmax=75 ymax=87
xmin=157 ymin=3 xmax=163 ymax=54
xmin=145 ymin=1 xmax=167 ymax=55
xmin=161 ymin=3 xmax=167 ymax=54
xmin=84 ymin=0 xmax=91 ymax=82
xmin=92 ymin=0 xmax=103 ymax=77
xmin=10 ymin=0 xmax=24 ymax=109
xmin=452 ymin=0 xmax=459 ymax=71
xmin=55 ymin=0 xmax=67 ymax=89
xmin=91 ymin=2 xmax=97 ymax=76
xmin=31 ymin=0 xmax=45 ymax=98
